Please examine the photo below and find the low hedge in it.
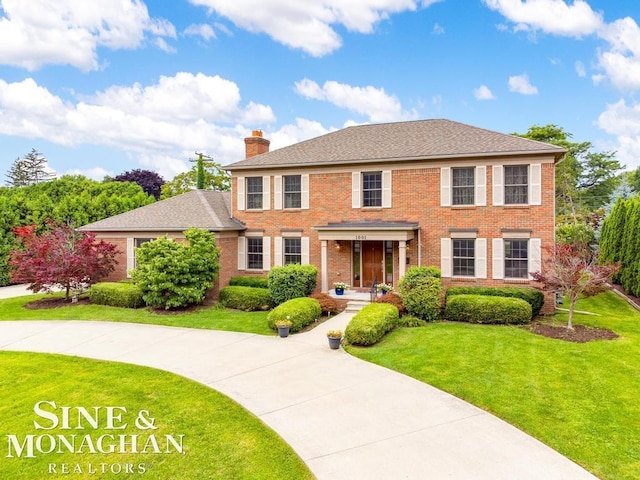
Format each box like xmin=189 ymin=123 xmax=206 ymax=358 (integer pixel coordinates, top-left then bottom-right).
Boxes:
xmin=344 ymin=303 xmax=399 ymax=346
xmin=267 ymin=297 xmax=321 ymax=333
xmin=446 ymin=286 xmax=544 ymax=317
xmin=219 ymin=286 xmax=271 ymax=311
xmin=444 ymin=294 xmax=532 ymax=325
xmin=229 ymin=276 xmax=269 ymax=289
xmin=89 ymin=282 xmax=144 ymax=308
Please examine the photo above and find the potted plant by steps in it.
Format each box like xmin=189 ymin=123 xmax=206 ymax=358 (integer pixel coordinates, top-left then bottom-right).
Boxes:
xmin=333 ymin=282 xmax=349 ymax=295
xmin=327 ymin=330 xmax=343 ymax=349
xmin=376 ymin=282 xmax=394 ymax=295
xmin=275 ymin=318 xmax=293 ymax=338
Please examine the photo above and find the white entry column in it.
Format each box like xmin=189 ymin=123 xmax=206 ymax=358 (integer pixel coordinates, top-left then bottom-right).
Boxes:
xmin=321 ymin=240 xmax=328 ymax=292
xmin=399 ymin=240 xmax=407 ymax=279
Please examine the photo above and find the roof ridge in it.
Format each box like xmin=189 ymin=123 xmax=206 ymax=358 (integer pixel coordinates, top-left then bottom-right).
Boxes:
xmin=195 ymin=190 xmax=224 ymax=227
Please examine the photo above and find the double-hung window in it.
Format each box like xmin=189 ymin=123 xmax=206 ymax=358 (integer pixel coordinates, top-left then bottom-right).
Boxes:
xmin=504 ymin=239 xmax=528 ymax=278
xmin=452 ymin=167 xmax=475 ymax=206
xmin=504 ymin=166 xmax=528 ymax=205
xmin=283 ymin=175 xmax=301 ymax=209
xmin=246 ymin=177 xmax=263 ymax=210
xmin=452 ymin=239 xmax=475 ymax=276
xmin=362 ymin=171 xmax=382 ymax=207
xmin=283 ymin=238 xmax=302 ymax=264
xmin=247 ymin=238 xmax=264 ymax=270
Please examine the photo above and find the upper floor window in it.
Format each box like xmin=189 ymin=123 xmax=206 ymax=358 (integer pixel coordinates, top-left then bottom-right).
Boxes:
xmin=452 ymin=239 xmax=475 ymax=276
xmin=452 ymin=168 xmax=475 ymax=206
xmin=247 ymin=238 xmax=264 ymax=270
xmin=504 ymin=239 xmax=528 ymax=278
xmin=504 ymin=165 xmax=528 ymax=205
xmin=284 ymin=238 xmax=302 ymax=264
xmin=246 ymin=177 xmax=263 ymax=210
xmin=284 ymin=175 xmax=302 ymax=209
xmin=362 ymin=171 xmax=382 ymax=207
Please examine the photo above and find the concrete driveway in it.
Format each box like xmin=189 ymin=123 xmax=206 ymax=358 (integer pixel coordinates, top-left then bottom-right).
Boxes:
xmin=0 ymin=310 xmax=598 ymax=480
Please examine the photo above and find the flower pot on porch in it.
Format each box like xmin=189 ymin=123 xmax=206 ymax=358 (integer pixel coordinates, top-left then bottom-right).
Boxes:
xmin=335 ymin=288 xmax=344 ymax=295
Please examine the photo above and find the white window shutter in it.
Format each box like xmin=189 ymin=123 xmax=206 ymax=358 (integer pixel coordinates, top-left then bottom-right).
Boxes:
xmin=237 ymin=237 xmax=246 ymax=270
xmin=476 ymin=238 xmax=487 ymax=279
xmin=352 ymin=172 xmax=361 ymax=208
xmin=274 ymin=237 xmax=283 ymax=266
xmin=301 ymin=174 xmax=310 ymax=209
xmin=440 ymin=167 xmax=451 ymax=207
xmin=262 ymin=237 xmax=271 ymax=271
xmin=492 ymin=238 xmax=504 ymax=279
xmin=475 ymin=166 xmax=487 ymax=206
xmin=262 ymin=176 xmax=270 ymax=210
xmin=237 ymin=177 xmax=245 ymax=211
xmin=529 ymin=238 xmax=542 ymax=279
xmin=126 ymin=238 xmax=134 ymax=278
xmin=301 ymin=237 xmax=310 ymax=265
xmin=530 ymin=164 xmax=542 ymax=205
xmin=492 ymin=165 xmax=504 ymax=206
xmin=441 ymin=238 xmax=452 ymax=278
xmin=382 ymin=170 xmax=392 ymax=208
xmin=274 ymin=176 xmax=282 ymax=210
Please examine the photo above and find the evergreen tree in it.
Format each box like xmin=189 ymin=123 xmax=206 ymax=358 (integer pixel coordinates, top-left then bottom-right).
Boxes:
xmin=5 ymin=149 xmax=56 ymax=186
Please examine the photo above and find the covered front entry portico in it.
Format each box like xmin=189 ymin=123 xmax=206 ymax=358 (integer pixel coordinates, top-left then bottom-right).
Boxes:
xmin=313 ymin=221 xmax=419 ymax=292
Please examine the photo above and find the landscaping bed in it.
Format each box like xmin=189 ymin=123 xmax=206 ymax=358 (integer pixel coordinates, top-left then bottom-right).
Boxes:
xmin=530 ymin=322 xmax=618 ymax=342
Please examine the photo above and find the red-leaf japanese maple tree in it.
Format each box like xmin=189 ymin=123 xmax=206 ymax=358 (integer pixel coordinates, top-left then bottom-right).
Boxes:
xmin=530 ymin=243 xmax=619 ymax=329
xmin=10 ymin=222 xmax=118 ymax=300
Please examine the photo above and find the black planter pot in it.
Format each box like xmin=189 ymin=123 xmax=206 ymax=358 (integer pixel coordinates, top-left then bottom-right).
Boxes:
xmin=328 ymin=336 xmax=342 ymax=349
xmin=277 ymin=326 xmax=290 ymax=338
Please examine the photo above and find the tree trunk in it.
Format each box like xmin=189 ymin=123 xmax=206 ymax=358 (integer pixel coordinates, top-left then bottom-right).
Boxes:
xmin=567 ymin=297 xmax=576 ymax=330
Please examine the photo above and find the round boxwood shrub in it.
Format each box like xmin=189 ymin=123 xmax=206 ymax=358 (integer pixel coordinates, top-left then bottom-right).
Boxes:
xmin=229 ymin=276 xmax=269 ymax=289
xmin=89 ymin=282 xmax=144 ymax=308
xmin=267 ymin=297 xmax=321 ymax=333
xmin=344 ymin=303 xmax=399 ymax=346
xmin=444 ymin=294 xmax=532 ymax=325
xmin=445 ymin=286 xmax=544 ymax=318
xmin=268 ymin=264 xmax=318 ymax=305
xmin=398 ymin=266 xmax=443 ymax=321
xmin=219 ymin=286 xmax=271 ymax=311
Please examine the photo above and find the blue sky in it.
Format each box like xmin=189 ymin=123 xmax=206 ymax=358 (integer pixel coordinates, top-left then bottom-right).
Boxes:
xmin=1 ymin=0 xmax=639 ymax=184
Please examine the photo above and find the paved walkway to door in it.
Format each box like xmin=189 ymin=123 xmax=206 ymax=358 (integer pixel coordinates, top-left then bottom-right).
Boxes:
xmin=0 ymin=309 xmax=598 ymax=479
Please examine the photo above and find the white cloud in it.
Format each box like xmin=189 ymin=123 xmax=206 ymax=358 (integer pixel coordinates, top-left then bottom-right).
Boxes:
xmin=575 ymin=60 xmax=586 ymax=77
xmin=269 ymin=118 xmax=335 ymax=151
xmin=432 ymin=23 xmax=445 ymax=34
xmin=184 ymin=23 xmax=216 ymax=41
xmin=482 ymin=0 xmax=603 ymax=37
xmin=0 ymin=0 xmax=175 ymax=71
xmin=508 ymin=73 xmax=538 ymax=94
xmin=597 ymin=99 xmax=640 ymax=169
xmin=474 ymin=85 xmax=496 ymax=100
xmin=188 ymin=0 xmax=435 ymax=57
xmin=595 ymin=17 xmax=640 ymax=91
xmin=65 ymin=167 xmax=112 ymax=181
xmin=295 ymin=78 xmax=416 ymax=122
xmin=0 ymin=74 xmax=275 ymax=171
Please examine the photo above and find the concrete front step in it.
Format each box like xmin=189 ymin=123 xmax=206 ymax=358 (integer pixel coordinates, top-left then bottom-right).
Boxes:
xmin=345 ymin=300 xmax=369 ymax=313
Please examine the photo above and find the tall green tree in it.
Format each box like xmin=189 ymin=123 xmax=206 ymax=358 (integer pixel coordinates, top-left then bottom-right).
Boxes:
xmin=161 ymin=156 xmax=230 ymax=199
xmin=5 ymin=149 xmax=56 ymax=186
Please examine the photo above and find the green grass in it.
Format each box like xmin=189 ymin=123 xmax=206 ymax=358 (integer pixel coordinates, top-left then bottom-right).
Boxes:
xmin=0 ymin=293 xmax=271 ymax=334
xmin=0 ymin=352 xmax=314 ymax=480
xmin=346 ymin=291 xmax=640 ymax=480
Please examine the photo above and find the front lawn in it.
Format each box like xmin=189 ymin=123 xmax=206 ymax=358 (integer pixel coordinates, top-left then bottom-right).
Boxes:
xmin=347 ymin=291 xmax=640 ymax=480
xmin=0 ymin=352 xmax=313 ymax=480
xmin=0 ymin=293 xmax=271 ymax=334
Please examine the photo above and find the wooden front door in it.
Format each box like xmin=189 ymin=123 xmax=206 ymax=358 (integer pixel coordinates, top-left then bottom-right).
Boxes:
xmin=361 ymin=241 xmax=384 ymax=288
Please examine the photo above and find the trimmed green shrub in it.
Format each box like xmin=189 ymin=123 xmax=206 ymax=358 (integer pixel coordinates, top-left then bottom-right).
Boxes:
xmin=267 ymin=297 xmax=321 ymax=333
xmin=398 ymin=266 xmax=443 ymax=321
xmin=268 ymin=264 xmax=318 ymax=305
xmin=89 ymin=282 xmax=144 ymax=308
xmin=219 ymin=286 xmax=271 ymax=311
xmin=444 ymin=294 xmax=532 ymax=324
xmin=397 ymin=314 xmax=427 ymax=328
xmin=229 ymin=276 xmax=269 ymax=289
xmin=344 ymin=303 xmax=399 ymax=346
xmin=446 ymin=286 xmax=544 ymax=318
xmin=374 ymin=291 xmax=406 ymax=315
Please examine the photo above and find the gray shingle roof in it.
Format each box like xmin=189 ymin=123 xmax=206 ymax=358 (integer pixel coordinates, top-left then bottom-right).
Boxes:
xmin=226 ymin=119 xmax=566 ymax=170
xmin=79 ymin=190 xmax=244 ymax=232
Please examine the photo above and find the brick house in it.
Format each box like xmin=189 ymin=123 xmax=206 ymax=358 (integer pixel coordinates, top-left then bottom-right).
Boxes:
xmin=228 ymin=119 xmax=564 ymax=312
xmin=81 ymin=119 xmax=564 ymax=312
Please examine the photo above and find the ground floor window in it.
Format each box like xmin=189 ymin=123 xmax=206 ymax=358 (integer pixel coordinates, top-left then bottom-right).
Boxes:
xmin=247 ymin=238 xmax=264 ymax=270
xmin=505 ymin=239 xmax=528 ymax=278
xmin=453 ymin=239 xmax=475 ymax=276
xmin=284 ymin=238 xmax=301 ymax=264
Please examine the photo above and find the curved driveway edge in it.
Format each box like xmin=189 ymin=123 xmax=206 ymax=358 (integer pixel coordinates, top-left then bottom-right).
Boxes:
xmin=0 ymin=319 xmax=598 ymax=480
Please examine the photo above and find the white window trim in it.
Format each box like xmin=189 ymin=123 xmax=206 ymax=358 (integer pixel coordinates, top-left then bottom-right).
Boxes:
xmin=237 ymin=177 xmax=245 ymax=211
xmin=262 ymin=176 xmax=271 ymax=210
xmin=494 ymin=237 xmax=541 ymax=280
xmin=441 ymin=166 xmax=486 ymax=207
xmin=492 ymin=165 xmax=504 ymax=206
xmin=494 ymin=164 xmax=541 ymax=206
xmin=442 ymin=237 xmax=487 ymax=279
xmin=274 ymin=175 xmax=283 ymax=210
xmin=353 ymin=171 xmax=391 ymax=208
xmin=126 ymin=238 xmax=135 ymax=278
xmin=238 ymin=237 xmax=246 ymax=270
xmin=274 ymin=236 xmax=310 ymax=266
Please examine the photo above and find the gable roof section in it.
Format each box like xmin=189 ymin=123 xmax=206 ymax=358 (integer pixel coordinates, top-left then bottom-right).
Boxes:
xmin=226 ymin=119 xmax=566 ymax=170
xmin=79 ymin=190 xmax=244 ymax=232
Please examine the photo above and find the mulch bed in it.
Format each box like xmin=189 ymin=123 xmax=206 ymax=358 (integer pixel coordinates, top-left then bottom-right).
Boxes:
xmin=530 ymin=322 xmax=618 ymax=343
xmin=24 ymin=296 xmax=91 ymax=309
